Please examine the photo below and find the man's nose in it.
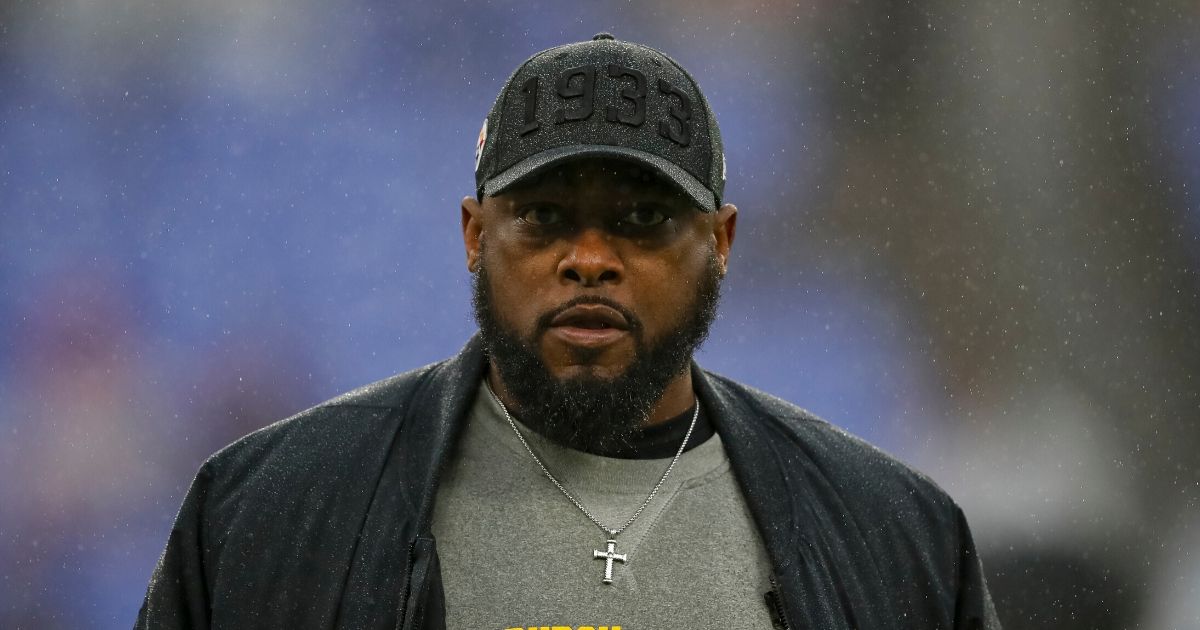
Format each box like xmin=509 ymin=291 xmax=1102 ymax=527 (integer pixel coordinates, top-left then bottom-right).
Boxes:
xmin=558 ymin=227 xmax=623 ymax=287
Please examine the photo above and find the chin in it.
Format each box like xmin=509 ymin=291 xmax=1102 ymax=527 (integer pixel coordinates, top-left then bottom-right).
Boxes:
xmin=549 ymin=361 xmax=630 ymax=383
xmin=538 ymin=337 xmax=635 ymax=378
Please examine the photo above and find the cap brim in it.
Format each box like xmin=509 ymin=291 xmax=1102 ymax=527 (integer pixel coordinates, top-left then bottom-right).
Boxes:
xmin=482 ymin=145 xmax=718 ymax=212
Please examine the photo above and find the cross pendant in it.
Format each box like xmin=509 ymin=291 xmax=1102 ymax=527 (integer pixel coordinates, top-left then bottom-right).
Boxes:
xmin=592 ymin=539 xmax=627 ymax=585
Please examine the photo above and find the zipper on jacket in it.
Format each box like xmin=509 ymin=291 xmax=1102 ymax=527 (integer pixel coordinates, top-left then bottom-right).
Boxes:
xmin=765 ymin=574 xmax=793 ymax=630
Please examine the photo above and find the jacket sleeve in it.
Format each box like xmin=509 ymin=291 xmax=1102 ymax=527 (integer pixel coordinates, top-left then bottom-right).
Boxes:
xmin=135 ymin=462 xmax=215 ymax=630
xmin=954 ymin=506 xmax=1002 ymax=630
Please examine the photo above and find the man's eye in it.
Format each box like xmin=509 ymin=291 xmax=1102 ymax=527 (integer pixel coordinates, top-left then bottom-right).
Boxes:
xmin=519 ymin=206 xmax=563 ymax=226
xmin=622 ymin=207 xmax=668 ymax=227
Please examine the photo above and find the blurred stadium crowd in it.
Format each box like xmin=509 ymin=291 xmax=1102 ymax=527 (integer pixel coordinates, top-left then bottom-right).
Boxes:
xmin=1 ymin=0 xmax=1197 ymax=627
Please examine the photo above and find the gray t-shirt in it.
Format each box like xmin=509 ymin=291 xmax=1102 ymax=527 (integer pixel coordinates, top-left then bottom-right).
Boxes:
xmin=430 ymin=380 xmax=775 ymax=629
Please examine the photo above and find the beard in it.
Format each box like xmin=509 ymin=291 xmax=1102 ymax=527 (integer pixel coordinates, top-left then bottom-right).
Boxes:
xmin=471 ymin=249 xmax=723 ymax=455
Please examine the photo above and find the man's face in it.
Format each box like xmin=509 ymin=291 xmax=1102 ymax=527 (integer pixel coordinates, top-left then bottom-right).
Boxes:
xmin=462 ymin=158 xmax=737 ymax=449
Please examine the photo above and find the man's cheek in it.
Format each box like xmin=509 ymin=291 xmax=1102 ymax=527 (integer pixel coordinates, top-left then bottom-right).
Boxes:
xmin=495 ymin=294 xmax=541 ymax=340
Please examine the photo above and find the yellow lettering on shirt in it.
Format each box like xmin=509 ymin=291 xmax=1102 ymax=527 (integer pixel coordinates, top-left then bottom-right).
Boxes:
xmin=501 ymin=624 xmax=624 ymax=628
xmin=502 ymin=626 xmax=621 ymax=630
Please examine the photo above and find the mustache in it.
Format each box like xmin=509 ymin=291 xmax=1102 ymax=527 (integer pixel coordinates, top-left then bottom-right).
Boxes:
xmin=535 ymin=296 xmax=643 ymax=335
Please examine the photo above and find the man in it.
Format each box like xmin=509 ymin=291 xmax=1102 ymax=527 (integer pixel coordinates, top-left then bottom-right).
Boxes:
xmin=138 ymin=34 xmax=1000 ymax=629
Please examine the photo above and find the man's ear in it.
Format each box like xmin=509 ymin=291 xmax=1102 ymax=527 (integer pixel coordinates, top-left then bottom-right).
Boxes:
xmin=713 ymin=203 xmax=738 ymax=274
xmin=462 ymin=196 xmax=484 ymax=272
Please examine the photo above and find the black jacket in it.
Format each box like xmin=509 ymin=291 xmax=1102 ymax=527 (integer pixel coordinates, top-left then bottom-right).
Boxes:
xmin=137 ymin=335 xmax=1000 ymax=629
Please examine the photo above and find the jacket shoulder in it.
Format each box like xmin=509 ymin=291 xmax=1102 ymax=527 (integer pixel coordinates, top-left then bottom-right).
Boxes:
xmin=204 ymin=360 xmax=442 ymax=475
xmin=701 ymin=370 xmax=957 ymax=514
xmin=700 ymin=369 xmax=998 ymax=629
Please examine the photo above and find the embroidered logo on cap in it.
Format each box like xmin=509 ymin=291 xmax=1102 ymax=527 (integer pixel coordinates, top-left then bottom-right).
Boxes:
xmin=474 ymin=118 xmax=488 ymax=172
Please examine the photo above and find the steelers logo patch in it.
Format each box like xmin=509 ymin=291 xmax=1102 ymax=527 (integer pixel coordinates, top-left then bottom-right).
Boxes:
xmin=474 ymin=118 xmax=488 ymax=172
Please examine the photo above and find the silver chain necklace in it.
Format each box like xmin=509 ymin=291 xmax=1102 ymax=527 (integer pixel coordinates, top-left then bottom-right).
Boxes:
xmin=485 ymin=382 xmax=699 ymax=585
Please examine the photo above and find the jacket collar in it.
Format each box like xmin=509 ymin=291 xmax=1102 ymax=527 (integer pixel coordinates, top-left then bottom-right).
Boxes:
xmin=696 ymin=367 xmax=857 ymax=626
xmin=337 ymin=335 xmax=486 ymax=629
xmin=406 ymin=334 xmax=489 ymax=532
xmin=691 ymin=366 xmax=802 ymax=576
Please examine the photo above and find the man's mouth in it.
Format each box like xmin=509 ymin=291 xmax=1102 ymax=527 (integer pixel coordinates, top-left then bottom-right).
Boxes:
xmin=547 ymin=304 xmax=631 ymax=347
xmin=550 ymin=304 xmax=630 ymax=330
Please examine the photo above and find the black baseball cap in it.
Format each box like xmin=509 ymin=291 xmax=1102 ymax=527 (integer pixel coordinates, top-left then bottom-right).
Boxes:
xmin=474 ymin=33 xmax=725 ymax=211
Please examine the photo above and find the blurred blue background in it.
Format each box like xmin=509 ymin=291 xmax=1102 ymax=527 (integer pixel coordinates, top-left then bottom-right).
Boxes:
xmin=2 ymin=1 xmax=1197 ymax=627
